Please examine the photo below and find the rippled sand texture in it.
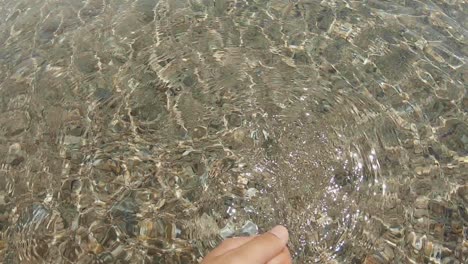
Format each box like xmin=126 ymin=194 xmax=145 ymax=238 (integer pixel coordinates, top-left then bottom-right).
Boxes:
xmin=0 ymin=0 xmax=467 ymax=263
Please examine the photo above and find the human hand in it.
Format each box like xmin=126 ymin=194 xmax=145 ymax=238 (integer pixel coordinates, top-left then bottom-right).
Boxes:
xmin=202 ymin=225 xmax=292 ymax=264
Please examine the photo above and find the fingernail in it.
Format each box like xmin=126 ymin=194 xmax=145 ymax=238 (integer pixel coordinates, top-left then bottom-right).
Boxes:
xmin=269 ymin=225 xmax=289 ymax=244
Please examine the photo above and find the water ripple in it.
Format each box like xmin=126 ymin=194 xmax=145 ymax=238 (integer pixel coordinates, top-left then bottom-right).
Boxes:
xmin=0 ymin=0 xmax=466 ymax=263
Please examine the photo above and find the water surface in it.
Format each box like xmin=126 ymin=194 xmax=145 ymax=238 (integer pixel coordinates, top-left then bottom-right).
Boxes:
xmin=0 ymin=0 xmax=467 ymax=263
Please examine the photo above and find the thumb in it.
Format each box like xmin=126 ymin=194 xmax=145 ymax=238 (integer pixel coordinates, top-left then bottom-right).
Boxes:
xmin=226 ymin=225 xmax=289 ymax=263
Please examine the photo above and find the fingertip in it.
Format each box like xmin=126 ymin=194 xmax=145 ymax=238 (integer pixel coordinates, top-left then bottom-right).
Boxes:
xmin=268 ymin=225 xmax=289 ymax=245
xmin=228 ymin=225 xmax=289 ymax=263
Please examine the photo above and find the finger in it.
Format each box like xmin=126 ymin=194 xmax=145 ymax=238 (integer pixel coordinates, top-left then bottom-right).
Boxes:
xmin=226 ymin=225 xmax=289 ymax=264
xmin=267 ymin=248 xmax=292 ymax=264
xmin=202 ymin=236 xmax=256 ymax=262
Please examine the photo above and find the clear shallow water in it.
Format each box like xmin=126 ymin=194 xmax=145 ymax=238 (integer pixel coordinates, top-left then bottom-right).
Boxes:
xmin=0 ymin=0 xmax=466 ymax=263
